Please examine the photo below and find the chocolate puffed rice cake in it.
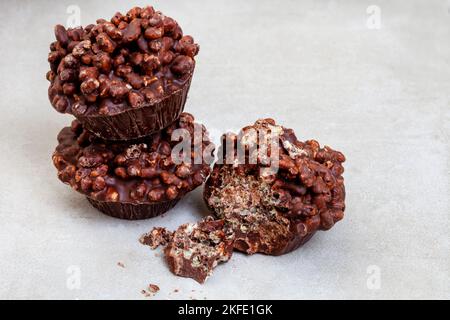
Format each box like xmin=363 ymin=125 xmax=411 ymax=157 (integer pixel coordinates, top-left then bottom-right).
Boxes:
xmin=204 ymin=119 xmax=346 ymax=255
xmin=47 ymin=5 xmax=199 ymax=140
xmin=52 ymin=113 xmax=213 ymax=219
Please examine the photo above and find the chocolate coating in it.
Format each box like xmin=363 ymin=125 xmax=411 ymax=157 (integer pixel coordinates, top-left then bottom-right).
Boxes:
xmin=74 ymin=76 xmax=191 ymax=140
xmin=204 ymin=119 xmax=346 ymax=255
xmin=164 ymin=217 xmax=234 ymax=283
xmin=53 ymin=113 xmax=213 ymax=219
xmin=87 ymin=197 xmax=179 ymax=220
xmin=47 ymin=6 xmax=199 ymax=140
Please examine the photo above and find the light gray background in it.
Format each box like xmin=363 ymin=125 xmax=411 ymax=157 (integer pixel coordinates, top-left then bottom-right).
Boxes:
xmin=0 ymin=0 xmax=448 ymax=299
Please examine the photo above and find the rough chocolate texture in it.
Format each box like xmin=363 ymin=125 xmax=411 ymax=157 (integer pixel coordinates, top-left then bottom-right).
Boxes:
xmin=139 ymin=227 xmax=174 ymax=249
xmin=164 ymin=217 xmax=234 ymax=283
xmin=52 ymin=113 xmax=213 ymax=219
xmin=204 ymin=119 xmax=346 ymax=255
xmin=47 ymin=6 xmax=198 ymax=140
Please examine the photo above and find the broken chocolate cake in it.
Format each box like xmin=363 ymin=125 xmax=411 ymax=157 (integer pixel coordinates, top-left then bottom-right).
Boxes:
xmin=140 ymin=217 xmax=234 ymax=283
xmin=204 ymin=118 xmax=346 ymax=256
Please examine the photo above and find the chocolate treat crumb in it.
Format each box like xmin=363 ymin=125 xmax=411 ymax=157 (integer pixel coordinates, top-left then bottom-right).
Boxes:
xmin=117 ymin=262 xmax=125 ymax=268
xmin=141 ymin=291 xmax=151 ymax=297
xmin=174 ymin=289 xmax=179 ymax=293
xmin=141 ymin=284 xmax=160 ymax=297
xmin=164 ymin=216 xmax=234 ymax=283
xmin=139 ymin=227 xmax=174 ymax=249
xmin=148 ymin=284 xmax=160 ymax=293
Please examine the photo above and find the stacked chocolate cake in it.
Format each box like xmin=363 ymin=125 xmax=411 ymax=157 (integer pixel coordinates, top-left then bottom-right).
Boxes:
xmin=48 ymin=6 xmax=212 ymax=219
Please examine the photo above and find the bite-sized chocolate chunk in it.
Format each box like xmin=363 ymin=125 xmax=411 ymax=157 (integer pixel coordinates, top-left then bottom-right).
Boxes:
xmin=52 ymin=113 xmax=213 ymax=219
xmin=204 ymin=119 xmax=346 ymax=255
xmin=164 ymin=217 xmax=234 ymax=283
xmin=139 ymin=227 xmax=174 ymax=249
xmin=47 ymin=6 xmax=199 ymax=140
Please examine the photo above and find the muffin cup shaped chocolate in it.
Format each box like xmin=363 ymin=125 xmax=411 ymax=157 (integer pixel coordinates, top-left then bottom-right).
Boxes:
xmin=203 ymin=118 xmax=346 ymax=256
xmin=75 ymin=73 xmax=193 ymax=141
xmin=87 ymin=197 xmax=179 ymax=220
xmin=47 ymin=6 xmax=200 ymax=140
xmin=53 ymin=113 xmax=213 ymax=220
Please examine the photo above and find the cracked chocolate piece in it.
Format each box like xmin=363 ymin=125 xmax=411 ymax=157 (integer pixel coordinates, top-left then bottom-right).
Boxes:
xmin=139 ymin=227 xmax=174 ymax=249
xmin=47 ymin=6 xmax=199 ymax=140
xmin=164 ymin=217 xmax=234 ymax=283
xmin=204 ymin=119 xmax=346 ymax=255
xmin=52 ymin=113 xmax=213 ymax=219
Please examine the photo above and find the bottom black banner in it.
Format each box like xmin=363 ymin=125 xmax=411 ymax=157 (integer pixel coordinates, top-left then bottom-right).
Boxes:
xmin=0 ymin=300 xmax=445 ymax=318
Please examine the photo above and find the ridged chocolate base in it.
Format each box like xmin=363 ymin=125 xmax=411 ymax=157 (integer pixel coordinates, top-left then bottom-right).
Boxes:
xmin=76 ymin=75 xmax=193 ymax=141
xmin=87 ymin=197 xmax=180 ymax=220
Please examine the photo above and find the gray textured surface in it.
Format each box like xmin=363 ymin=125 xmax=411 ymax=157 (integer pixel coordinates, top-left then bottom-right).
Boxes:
xmin=0 ymin=0 xmax=449 ymax=299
